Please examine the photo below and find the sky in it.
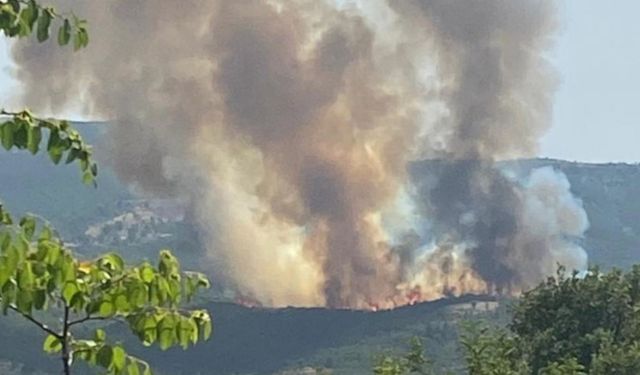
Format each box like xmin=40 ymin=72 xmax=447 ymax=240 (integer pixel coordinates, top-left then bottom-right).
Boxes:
xmin=542 ymin=0 xmax=640 ymax=162
xmin=1 ymin=1 xmax=639 ymax=163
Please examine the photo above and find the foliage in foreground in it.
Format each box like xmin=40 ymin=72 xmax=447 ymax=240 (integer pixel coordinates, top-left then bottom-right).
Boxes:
xmin=0 ymin=209 xmax=212 ymax=374
xmin=0 ymin=113 xmax=213 ymax=375
xmin=515 ymin=265 xmax=640 ymax=374
xmin=1 ymin=2 xmax=213 ymax=374
xmin=373 ymin=266 xmax=640 ymax=375
xmin=373 ymin=337 xmax=434 ymax=375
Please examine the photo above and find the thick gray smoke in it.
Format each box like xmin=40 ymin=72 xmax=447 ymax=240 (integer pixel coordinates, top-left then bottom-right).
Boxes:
xmin=9 ymin=0 xmax=588 ymax=308
xmin=390 ymin=0 xmax=587 ymax=292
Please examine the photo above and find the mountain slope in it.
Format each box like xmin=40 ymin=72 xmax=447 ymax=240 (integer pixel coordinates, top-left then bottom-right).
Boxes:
xmin=0 ymin=295 xmax=500 ymax=374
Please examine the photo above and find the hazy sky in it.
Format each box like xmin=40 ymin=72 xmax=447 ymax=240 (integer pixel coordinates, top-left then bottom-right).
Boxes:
xmin=1 ymin=1 xmax=638 ymax=163
xmin=543 ymin=0 xmax=640 ymax=162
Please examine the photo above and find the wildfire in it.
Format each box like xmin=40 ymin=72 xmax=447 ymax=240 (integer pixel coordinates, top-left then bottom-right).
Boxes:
xmin=406 ymin=286 xmax=422 ymax=306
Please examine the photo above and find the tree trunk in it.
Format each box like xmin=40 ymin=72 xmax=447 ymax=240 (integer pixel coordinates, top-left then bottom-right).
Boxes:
xmin=61 ymin=305 xmax=71 ymax=375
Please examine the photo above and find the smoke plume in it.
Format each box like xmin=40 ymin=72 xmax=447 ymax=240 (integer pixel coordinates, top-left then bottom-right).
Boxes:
xmin=9 ymin=0 xmax=588 ymax=308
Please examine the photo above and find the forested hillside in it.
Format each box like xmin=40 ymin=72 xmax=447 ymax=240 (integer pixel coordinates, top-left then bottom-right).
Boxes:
xmin=0 ymin=294 xmax=502 ymax=374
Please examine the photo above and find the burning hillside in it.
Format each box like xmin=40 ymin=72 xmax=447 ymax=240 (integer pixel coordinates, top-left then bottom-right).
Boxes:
xmin=10 ymin=0 xmax=587 ymax=309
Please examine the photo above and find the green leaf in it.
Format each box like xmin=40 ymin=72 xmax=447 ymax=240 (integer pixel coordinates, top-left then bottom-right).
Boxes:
xmin=18 ymin=0 xmax=38 ymax=34
xmin=188 ymin=318 xmax=199 ymax=344
xmin=19 ymin=216 xmax=36 ymax=240
xmin=158 ymin=250 xmax=179 ymax=277
xmin=0 ymin=231 xmax=11 ymax=251
xmin=42 ymin=242 xmax=60 ymax=265
xmin=80 ymin=157 xmax=88 ymax=172
xmin=177 ymin=317 xmax=194 ymax=349
xmin=15 ymin=287 xmax=33 ymax=313
xmin=26 ymin=124 xmax=41 ymax=154
xmin=43 ymin=334 xmax=62 ymax=354
xmin=4 ymin=243 xmax=19 ymax=275
xmin=139 ymin=264 xmax=155 ymax=284
xmin=1 ymin=281 xmax=16 ymax=314
xmin=95 ymin=328 xmax=106 ymax=342
xmin=58 ymin=18 xmax=70 ymax=46
xmin=65 ymin=147 xmax=79 ymax=164
xmin=99 ymin=300 xmax=114 ymax=317
xmin=47 ymin=129 xmax=63 ymax=164
xmin=140 ymin=315 xmax=158 ymax=346
xmin=96 ymin=345 xmax=113 ymax=369
xmin=202 ymin=318 xmax=212 ymax=340
xmin=69 ymin=290 xmax=85 ymax=310
xmin=36 ymin=8 xmax=52 ymax=42
xmin=1 ymin=122 xmax=14 ymax=150
xmin=33 ymin=289 xmax=46 ymax=309
xmin=127 ymin=361 xmax=141 ymax=375
xmin=38 ymin=226 xmax=52 ymax=242
xmin=192 ymin=272 xmax=211 ymax=289
xmin=0 ymin=205 xmax=12 ymax=225
xmin=157 ymin=314 xmax=177 ymax=350
xmin=0 ymin=258 xmax=10 ymax=288
xmin=73 ymin=26 xmax=88 ymax=51
xmin=193 ymin=311 xmax=213 ymax=341
xmin=17 ymin=261 xmax=35 ymax=289
xmin=114 ymin=293 xmax=129 ymax=312
xmin=157 ymin=277 xmax=171 ymax=303
xmin=112 ymin=345 xmax=126 ymax=372
xmin=99 ymin=252 xmax=124 ymax=273
xmin=62 ymin=281 xmax=79 ymax=304
xmin=15 ymin=235 xmax=28 ymax=260
xmin=11 ymin=120 xmax=28 ymax=148
xmin=129 ymin=285 xmax=147 ymax=308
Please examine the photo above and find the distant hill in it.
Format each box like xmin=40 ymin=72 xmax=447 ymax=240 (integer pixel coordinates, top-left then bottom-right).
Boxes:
xmin=0 ymin=122 xmax=131 ymax=239
xmin=515 ymin=158 xmax=640 ymax=269
xmin=0 ymin=295 xmax=501 ymax=374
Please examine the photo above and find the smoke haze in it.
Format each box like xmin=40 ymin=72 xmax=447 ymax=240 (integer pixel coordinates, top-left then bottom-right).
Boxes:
xmin=9 ymin=0 xmax=588 ymax=308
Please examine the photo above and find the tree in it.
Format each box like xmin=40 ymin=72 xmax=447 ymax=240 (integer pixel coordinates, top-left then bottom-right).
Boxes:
xmin=1 ymin=0 xmax=93 ymax=182
xmin=459 ymin=322 xmax=529 ymax=375
xmin=461 ymin=265 xmax=640 ymax=374
xmin=373 ymin=337 xmax=434 ymax=375
xmin=510 ymin=266 xmax=640 ymax=373
xmin=0 ymin=2 xmax=212 ymax=374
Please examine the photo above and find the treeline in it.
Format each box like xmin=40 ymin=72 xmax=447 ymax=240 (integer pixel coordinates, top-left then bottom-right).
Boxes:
xmin=376 ymin=266 xmax=640 ymax=375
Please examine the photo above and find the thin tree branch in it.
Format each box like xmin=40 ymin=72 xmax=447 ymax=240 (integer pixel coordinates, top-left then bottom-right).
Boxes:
xmin=0 ymin=109 xmax=23 ymax=116
xmin=68 ymin=314 xmax=107 ymax=327
xmin=4 ymin=302 xmax=62 ymax=339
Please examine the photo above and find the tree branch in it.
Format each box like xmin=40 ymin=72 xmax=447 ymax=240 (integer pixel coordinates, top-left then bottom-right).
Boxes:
xmin=62 ymin=304 xmax=71 ymax=375
xmin=68 ymin=314 xmax=107 ymax=327
xmin=4 ymin=302 xmax=62 ymax=339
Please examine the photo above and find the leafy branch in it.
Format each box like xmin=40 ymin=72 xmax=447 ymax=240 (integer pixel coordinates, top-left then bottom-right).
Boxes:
xmin=0 ymin=0 xmax=88 ymax=49
xmin=1 ymin=2 xmax=214 ymax=374
xmin=0 ymin=109 xmax=98 ymax=185
xmin=0 ymin=211 xmax=213 ymax=374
